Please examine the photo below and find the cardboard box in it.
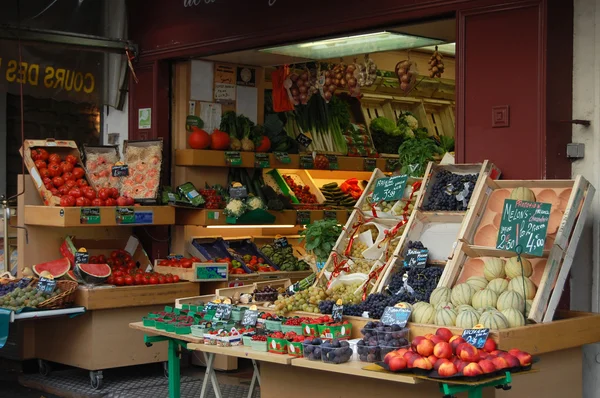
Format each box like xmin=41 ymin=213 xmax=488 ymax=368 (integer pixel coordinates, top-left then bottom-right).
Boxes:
xmin=61 ymin=235 xmax=152 ymax=271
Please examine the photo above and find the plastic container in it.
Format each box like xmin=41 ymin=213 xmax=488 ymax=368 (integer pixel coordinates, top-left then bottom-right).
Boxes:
xmin=321 ymin=343 xmax=354 ymax=364
xmin=217 ymin=335 xmax=242 ymax=347
xmin=281 ymin=324 xmax=303 ymax=334
xmin=242 ymin=334 xmax=254 ymax=346
xmin=356 ymin=340 xmax=381 ymax=363
xmin=254 ymin=291 xmax=279 ymax=302
xmin=265 ymin=319 xmax=283 ymax=331
xmin=155 ymin=320 xmax=167 ymax=330
xmin=376 ymin=326 xmax=410 ymax=346
xmin=302 ymin=341 xmax=323 ymax=361
xmin=231 ymin=307 xmax=247 ymax=322
xmin=142 ymin=317 xmax=156 ymax=327
xmin=191 ymin=325 xmax=210 ymax=338
xmin=287 ymin=341 xmax=304 ymax=357
xmin=251 ymin=340 xmax=268 ymax=352
xmin=204 ymin=333 xmax=217 ymax=345
xmin=267 ymin=337 xmax=288 ymax=354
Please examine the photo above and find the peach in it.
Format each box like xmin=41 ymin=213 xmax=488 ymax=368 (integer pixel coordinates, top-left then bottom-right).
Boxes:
xmin=450 ymin=337 xmax=466 ymax=354
xmin=502 ymin=354 xmax=520 ymax=368
xmin=388 ymin=356 xmax=407 ymax=372
xmin=405 ymin=353 xmax=420 ymax=368
xmin=490 ymin=350 xmax=503 ymax=357
xmin=492 ymin=356 xmax=509 ymax=370
xmin=478 ymin=359 xmax=496 ymax=374
xmin=429 ymin=335 xmax=445 ymax=345
xmin=434 ymin=358 xmax=450 ymax=371
xmin=416 ymin=339 xmax=435 ymax=357
xmin=463 ymin=362 xmax=484 ymax=377
xmin=384 ymin=351 xmax=399 ymax=364
xmin=458 ymin=344 xmax=480 ymax=363
xmin=436 ymin=328 xmax=454 ymax=342
xmin=411 ymin=336 xmax=426 ymax=351
xmin=438 ymin=361 xmax=459 ymax=377
xmin=413 ymin=357 xmax=433 ymax=370
xmin=449 ymin=335 xmax=463 ymax=343
xmin=515 ymin=351 xmax=532 ymax=367
xmin=483 ymin=338 xmax=497 ymax=353
xmin=433 ymin=342 xmax=453 ymax=359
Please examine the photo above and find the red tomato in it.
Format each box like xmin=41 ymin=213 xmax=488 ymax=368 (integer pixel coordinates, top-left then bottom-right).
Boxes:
xmin=114 ymin=259 xmax=123 ymax=267
xmin=114 ymin=276 xmax=124 ymax=286
xmin=58 ymin=185 xmax=70 ymax=196
xmin=149 ymin=276 xmax=159 ymax=285
xmin=83 ymin=198 xmax=92 ymax=206
xmin=52 ymin=176 xmax=65 ymax=187
xmin=65 ymin=154 xmax=78 ymax=165
xmin=180 ymin=259 xmax=193 ymax=269
xmin=111 ymin=251 xmax=119 ymax=259
xmin=39 ymin=168 xmax=50 ymax=178
xmin=62 ymin=172 xmax=74 ymax=181
xmin=98 ymin=254 xmax=107 ymax=263
xmin=65 ymin=180 xmax=77 ymax=190
xmin=124 ymin=275 xmax=134 ymax=285
xmin=83 ymin=187 xmax=96 ymax=200
xmin=136 ymin=268 xmax=144 ymax=274
xmin=31 ymin=149 xmax=40 ymax=161
xmin=98 ymin=188 xmax=109 ymax=200
xmin=75 ymin=197 xmax=86 ymax=206
xmin=165 ymin=276 xmax=174 ymax=284
xmin=113 ymin=270 xmax=123 ymax=278
xmin=72 ymin=167 xmax=85 ymax=179
xmin=89 ymin=256 xmax=98 ymax=263
xmin=91 ymin=198 xmax=105 ymax=207
xmin=126 ymin=261 xmax=136 ymax=269
xmin=50 ymin=188 xmax=59 ymax=196
xmin=109 ymin=187 xmax=119 ymax=199
xmin=77 ymin=179 xmax=88 ymax=187
xmin=60 ymin=195 xmax=75 ymax=207
xmin=173 ymin=275 xmax=180 ymax=283
xmin=48 ymin=163 xmax=61 ymax=177
xmin=157 ymin=275 xmax=166 ymax=284
xmin=134 ymin=274 xmax=144 ymax=285
xmin=60 ymin=161 xmax=74 ymax=173
xmin=105 ymin=198 xmax=116 ymax=206
xmin=34 ymin=160 xmax=47 ymax=170
xmin=38 ymin=149 xmax=49 ymax=161
xmin=43 ymin=177 xmax=52 ymax=185
xmin=68 ymin=188 xmax=82 ymax=198
xmin=106 ymin=276 xmax=114 ymax=285
xmin=48 ymin=153 xmax=61 ymax=164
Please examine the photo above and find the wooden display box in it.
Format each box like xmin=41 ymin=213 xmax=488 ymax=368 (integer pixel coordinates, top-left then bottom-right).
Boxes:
xmin=64 ymin=235 xmax=152 ymax=271
xmin=175 ymin=294 xmax=218 ymax=309
xmin=154 ymin=260 xmax=228 ymax=282
xmin=175 ymin=208 xmax=350 ymax=226
xmin=267 ymin=169 xmax=326 ymax=204
xmin=23 ymin=205 xmax=175 ymax=227
xmin=75 ymin=282 xmax=199 ymax=310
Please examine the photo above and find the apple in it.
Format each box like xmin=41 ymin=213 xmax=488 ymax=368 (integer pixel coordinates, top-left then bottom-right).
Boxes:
xmin=412 ymin=357 xmax=433 ymax=371
xmin=433 ymin=342 xmax=453 ymax=359
xmin=434 ymin=358 xmax=450 ymax=371
xmin=478 ymin=359 xmax=496 ymax=374
xmin=483 ymin=338 xmax=497 ymax=353
xmin=515 ymin=351 xmax=532 ymax=367
xmin=416 ymin=339 xmax=435 ymax=357
xmin=450 ymin=337 xmax=466 ymax=354
xmin=438 ymin=361 xmax=459 ymax=377
xmin=458 ymin=343 xmax=480 ymax=362
xmin=502 ymin=353 xmax=520 ymax=368
xmin=436 ymin=327 xmax=454 ymax=342
xmin=411 ymin=336 xmax=426 ymax=351
xmin=388 ymin=356 xmax=407 ymax=372
xmin=492 ymin=356 xmax=509 ymax=370
xmin=463 ymin=362 xmax=484 ymax=377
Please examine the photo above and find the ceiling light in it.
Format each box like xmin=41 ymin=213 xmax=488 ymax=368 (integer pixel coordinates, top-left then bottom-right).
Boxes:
xmin=260 ymin=31 xmax=444 ymax=59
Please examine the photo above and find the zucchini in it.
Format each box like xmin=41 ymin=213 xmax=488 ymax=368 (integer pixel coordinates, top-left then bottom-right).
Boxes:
xmin=322 ymin=182 xmax=338 ymax=189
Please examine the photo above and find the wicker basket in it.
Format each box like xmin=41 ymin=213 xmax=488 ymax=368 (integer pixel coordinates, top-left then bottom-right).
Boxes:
xmin=36 ymin=280 xmax=79 ymax=309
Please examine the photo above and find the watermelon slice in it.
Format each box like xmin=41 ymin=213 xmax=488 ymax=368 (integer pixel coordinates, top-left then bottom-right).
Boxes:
xmin=32 ymin=257 xmax=70 ymax=279
xmin=75 ymin=263 xmax=111 ymax=285
xmin=66 ymin=270 xmax=83 ymax=283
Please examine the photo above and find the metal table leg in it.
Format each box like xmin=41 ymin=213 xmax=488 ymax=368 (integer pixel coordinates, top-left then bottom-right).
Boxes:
xmin=438 ymin=371 xmax=512 ymax=398
xmin=247 ymin=360 xmax=261 ymax=398
xmin=199 ymin=352 xmax=223 ymax=398
xmin=144 ymin=335 xmax=185 ymax=398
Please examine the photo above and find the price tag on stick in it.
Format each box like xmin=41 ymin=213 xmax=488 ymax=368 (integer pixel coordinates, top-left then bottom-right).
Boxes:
xmin=75 ymin=248 xmax=89 ymax=264
xmin=380 ymin=304 xmax=412 ymax=327
xmin=242 ymin=309 xmax=259 ymax=326
xmin=462 ymin=326 xmax=490 ymax=349
xmin=332 ymin=299 xmax=344 ymax=323
xmin=404 ymin=248 xmax=428 ymax=269
xmin=496 ymin=199 xmax=551 ymax=256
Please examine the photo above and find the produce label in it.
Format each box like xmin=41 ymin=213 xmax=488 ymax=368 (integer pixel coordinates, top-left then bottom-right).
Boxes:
xmin=225 ymin=151 xmax=242 ymax=166
xmin=195 ymin=264 xmax=228 ymax=281
xmin=80 ymin=207 xmax=101 ymax=225
xmin=296 ymin=210 xmax=310 ymax=225
xmin=74 ymin=251 xmax=89 ymax=264
xmin=324 ymin=210 xmax=337 ymax=221
xmin=364 ymin=158 xmax=376 ymax=172
xmin=254 ymin=153 xmax=270 ymax=168
xmin=214 ymin=304 xmax=232 ymax=320
xmin=37 ymin=277 xmax=57 ymax=294
xmin=229 ymin=186 xmax=248 ymax=199
xmin=115 ymin=207 xmax=135 ymax=224
xmin=134 ymin=210 xmax=154 ymax=225
xmin=326 ymin=154 xmax=339 ymax=170
xmin=111 ymin=165 xmax=129 ymax=177
xmin=296 ymin=133 xmax=312 ymax=148
xmin=371 ymin=175 xmax=408 ymax=202
xmin=380 ymin=306 xmax=411 ymax=327
xmin=332 ymin=303 xmax=343 ymax=323
xmin=496 ymin=199 xmax=551 ymax=256
xmin=274 ymin=152 xmax=291 ymax=164
xmin=242 ymin=309 xmax=259 ymax=326
xmin=462 ymin=328 xmax=490 ymax=349
xmin=273 ymin=237 xmax=289 ymax=249
xmin=299 ymin=155 xmax=314 ymax=169
xmin=385 ymin=158 xmax=400 ymax=172
xmin=404 ymin=248 xmax=428 ymax=269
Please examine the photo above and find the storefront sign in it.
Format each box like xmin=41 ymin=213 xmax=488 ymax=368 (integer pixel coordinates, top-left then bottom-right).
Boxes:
xmin=496 ymin=199 xmax=551 ymax=256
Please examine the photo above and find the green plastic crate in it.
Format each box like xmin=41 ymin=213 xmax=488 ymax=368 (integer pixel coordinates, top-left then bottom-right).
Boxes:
xmin=281 ymin=324 xmax=303 ymax=334
xmin=265 ymin=319 xmax=282 ymax=331
xmin=251 ymin=340 xmax=268 ymax=352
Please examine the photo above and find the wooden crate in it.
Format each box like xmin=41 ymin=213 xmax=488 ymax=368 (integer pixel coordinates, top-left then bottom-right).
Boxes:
xmin=175 ymin=294 xmax=218 ymax=309
xmin=271 ymin=169 xmax=326 ymax=204
xmin=153 ymin=260 xmax=228 ymax=282
xmin=457 ymin=175 xmax=595 ymax=323
xmin=422 ymin=99 xmax=455 ymax=138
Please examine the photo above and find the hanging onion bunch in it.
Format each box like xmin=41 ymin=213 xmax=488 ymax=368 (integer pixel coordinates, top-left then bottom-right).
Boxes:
xmin=332 ymin=62 xmax=347 ymax=89
xmin=346 ymin=61 xmax=361 ymax=97
xmin=395 ymin=59 xmax=418 ymax=94
xmin=286 ymin=68 xmax=316 ymax=105
xmin=428 ymin=46 xmax=445 ymax=78
xmin=320 ymin=67 xmax=338 ymax=102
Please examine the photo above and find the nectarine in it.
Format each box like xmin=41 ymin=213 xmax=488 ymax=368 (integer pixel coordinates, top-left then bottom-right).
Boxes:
xmin=463 ymin=362 xmax=484 ymax=377
xmin=433 ymin=342 xmax=453 ymax=359
xmin=492 ymin=356 xmax=509 ymax=370
xmin=388 ymin=356 xmax=407 ymax=372
xmin=434 ymin=358 xmax=450 ymax=371
xmin=436 ymin=327 xmax=454 ymax=342
xmin=416 ymin=339 xmax=435 ymax=357
xmin=483 ymin=338 xmax=497 ymax=353
xmin=478 ymin=359 xmax=496 ymax=374
xmin=438 ymin=361 xmax=458 ymax=377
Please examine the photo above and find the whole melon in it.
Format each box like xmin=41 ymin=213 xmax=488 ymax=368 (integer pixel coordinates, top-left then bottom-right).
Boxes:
xmin=451 ymin=283 xmax=475 ymax=306
xmin=429 ymin=287 xmax=451 ymax=307
xmin=510 ymin=187 xmax=536 ymax=202
xmin=435 ymin=301 xmax=455 ymax=310
xmin=434 ymin=306 xmax=457 ymax=327
xmin=497 ymin=290 xmax=525 ymax=312
xmin=487 ymin=278 xmax=509 ymax=294
xmin=457 ymin=304 xmax=476 ymax=313
xmin=456 ymin=309 xmax=480 ymax=329
xmin=412 ymin=303 xmax=435 ymax=324
xmin=501 ymin=308 xmax=526 ymax=328
xmin=412 ymin=301 xmax=428 ymax=312
xmin=466 ymin=276 xmax=488 ymax=291
xmin=525 ymin=299 xmax=533 ymax=315
xmin=508 ymin=276 xmax=537 ymax=300
xmin=472 ymin=289 xmax=498 ymax=310
xmin=505 ymin=257 xmax=533 ymax=279
xmin=483 ymin=258 xmax=506 ymax=281
xmin=479 ymin=310 xmax=510 ymax=330
xmin=396 ymin=302 xmax=413 ymax=311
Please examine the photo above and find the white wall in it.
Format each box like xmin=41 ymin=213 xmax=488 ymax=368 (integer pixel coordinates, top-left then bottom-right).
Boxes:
xmin=573 ymin=0 xmax=600 ymax=396
xmin=103 ymin=96 xmax=128 ymax=153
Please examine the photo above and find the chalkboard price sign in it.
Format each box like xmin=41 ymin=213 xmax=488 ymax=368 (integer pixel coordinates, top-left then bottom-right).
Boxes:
xmin=112 ymin=164 xmax=130 ymax=177
xmin=37 ymin=277 xmax=57 ymax=294
xmin=404 ymin=248 xmax=428 ymax=269
xmin=496 ymin=199 xmax=551 ymax=256
xmin=273 ymin=237 xmax=289 ymax=249
xmin=462 ymin=328 xmax=490 ymax=349
xmin=242 ymin=309 xmax=259 ymax=326
xmin=332 ymin=301 xmax=343 ymax=323
xmin=380 ymin=306 xmax=412 ymax=327
xmin=371 ymin=175 xmax=408 ymax=202
xmin=214 ymin=304 xmax=232 ymax=320
xmin=296 ymin=133 xmax=313 ymax=148
xmin=75 ymin=251 xmax=89 ymax=264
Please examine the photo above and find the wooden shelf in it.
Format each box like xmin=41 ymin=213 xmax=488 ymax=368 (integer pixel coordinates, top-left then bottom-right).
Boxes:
xmin=23 ymin=205 xmax=175 ymax=227
xmin=175 ymin=149 xmax=389 ymax=172
xmin=175 ymin=208 xmax=350 ymax=226
xmin=187 ymin=342 xmax=294 ymax=365
xmin=292 ymin=358 xmax=419 ymax=384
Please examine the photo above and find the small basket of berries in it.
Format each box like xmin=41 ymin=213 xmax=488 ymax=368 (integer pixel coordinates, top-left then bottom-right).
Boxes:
xmin=285 ymin=332 xmax=306 ymax=357
xmin=250 ymin=335 xmax=268 ymax=352
xmin=281 ymin=317 xmax=306 ymax=334
xmin=318 ymin=320 xmax=352 ymax=340
xmin=267 ymin=331 xmax=288 ymax=354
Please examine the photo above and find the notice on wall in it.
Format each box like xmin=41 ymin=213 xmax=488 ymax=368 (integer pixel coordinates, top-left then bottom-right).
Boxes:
xmin=236 ymin=85 xmax=257 ymax=123
xmin=214 ymin=64 xmax=236 ymax=103
xmin=200 ymin=102 xmax=222 ymax=133
xmin=190 ymin=60 xmax=214 ymax=101
xmin=214 ymin=83 xmax=235 ymax=103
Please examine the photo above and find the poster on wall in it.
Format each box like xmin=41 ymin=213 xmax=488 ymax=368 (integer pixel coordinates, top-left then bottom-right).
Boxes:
xmin=214 ymin=64 xmax=236 ymax=103
xmin=191 ymin=60 xmax=214 ymax=101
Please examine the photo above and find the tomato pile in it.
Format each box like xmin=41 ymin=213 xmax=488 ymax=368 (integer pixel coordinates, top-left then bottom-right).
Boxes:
xmin=157 ymin=257 xmax=200 ymax=269
xmin=104 ymin=249 xmax=180 ymax=286
xmin=199 ymin=189 xmax=225 ymax=210
xmin=283 ymin=175 xmax=317 ymax=204
xmin=303 ymin=315 xmax=333 ymax=325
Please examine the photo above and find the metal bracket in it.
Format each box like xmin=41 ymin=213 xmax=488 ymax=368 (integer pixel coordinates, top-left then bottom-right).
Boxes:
xmin=559 ymin=119 xmax=591 ymax=127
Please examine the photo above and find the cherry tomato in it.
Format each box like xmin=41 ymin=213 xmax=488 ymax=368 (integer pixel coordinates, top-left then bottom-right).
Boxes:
xmin=65 ymin=154 xmax=78 ymax=165
xmin=124 ymin=275 xmax=134 ymax=285
xmin=91 ymin=198 xmax=105 ymax=207
xmin=60 ymin=161 xmax=74 ymax=173
xmin=114 ymin=276 xmax=124 ymax=286
xmin=173 ymin=275 xmax=180 ymax=283
xmin=149 ymin=276 xmax=158 ymax=285
xmin=48 ymin=163 xmax=61 ymax=177
xmin=34 ymin=160 xmax=47 ymax=170
xmin=98 ymin=188 xmax=110 ymax=201
xmin=52 ymin=176 xmax=65 ymax=187
xmin=72 ymin=167 xmax=85 ymax=179
xmin=75 ymin=197 xmax=86 ymax=206
xmin=48 ymin=153 xmax=61 ymax=164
